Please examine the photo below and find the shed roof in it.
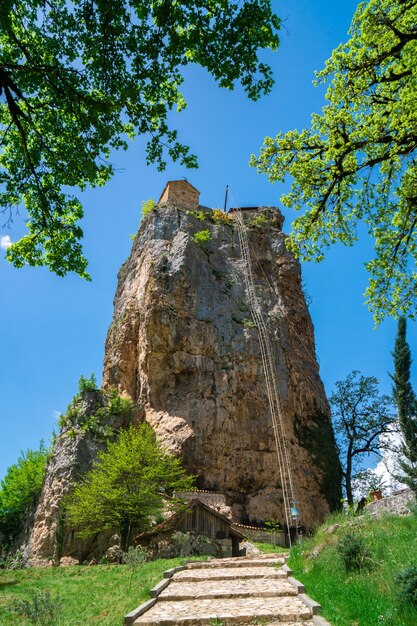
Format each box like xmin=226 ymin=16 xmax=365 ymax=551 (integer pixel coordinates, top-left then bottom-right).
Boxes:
xmin=134 ymin=498 xmax=244 ymax=541
xmin=184 ymin=499 xmax=245 ymax=540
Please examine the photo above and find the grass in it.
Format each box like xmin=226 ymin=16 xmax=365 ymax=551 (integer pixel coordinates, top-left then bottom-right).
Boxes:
xmin=0 ymin=557 xmax=188 ymax=625
xmin=254 ymin=542 xmax=288 ymax=554
xmin=288 ymin=509 xmax=417 ymax=626
xmin=3 ymin=513 xmax=416 ymax=625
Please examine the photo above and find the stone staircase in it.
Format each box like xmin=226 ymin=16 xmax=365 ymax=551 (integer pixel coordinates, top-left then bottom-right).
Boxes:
xmin=124 ymin=554 xmax=330 ymax=626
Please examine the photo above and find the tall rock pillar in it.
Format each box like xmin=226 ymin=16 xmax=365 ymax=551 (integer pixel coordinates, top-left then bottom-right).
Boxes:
xmin=103 ymin=182 xmax=342 ymax=528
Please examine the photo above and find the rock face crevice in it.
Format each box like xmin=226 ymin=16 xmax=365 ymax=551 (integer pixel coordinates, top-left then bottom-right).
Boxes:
xmin=103 ymin=202 xmax=342 ymax=528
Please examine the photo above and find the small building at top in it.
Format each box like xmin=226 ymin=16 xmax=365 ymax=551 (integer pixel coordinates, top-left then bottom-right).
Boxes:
xmin=158 ymin=179 xmax=200 ymax=210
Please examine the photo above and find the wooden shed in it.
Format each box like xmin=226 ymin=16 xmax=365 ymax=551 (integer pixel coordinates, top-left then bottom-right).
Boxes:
xmin=135 ymin=499 xmax=244 ymax=558
xmin=177 ymin=499 xmax=244 ymax=556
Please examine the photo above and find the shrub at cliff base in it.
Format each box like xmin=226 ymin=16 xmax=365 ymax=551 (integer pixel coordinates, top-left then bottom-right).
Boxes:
xmin=396 ymin=565 xmax=417 ymax=608
xmin=288 ymin=507 xmax=417 ymax=625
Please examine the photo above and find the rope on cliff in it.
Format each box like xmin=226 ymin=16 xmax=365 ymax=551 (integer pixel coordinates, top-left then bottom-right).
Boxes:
xmin=231 ymin=196 xmax=299 ymax=546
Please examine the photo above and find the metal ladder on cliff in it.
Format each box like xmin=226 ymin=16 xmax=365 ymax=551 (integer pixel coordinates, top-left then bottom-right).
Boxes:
xmin=233 ymin=209 xmax=298 ymax=545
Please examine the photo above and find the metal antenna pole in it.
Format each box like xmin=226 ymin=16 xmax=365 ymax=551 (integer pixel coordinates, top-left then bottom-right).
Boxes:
xmin=224 ymin=185 xmax=229 ymax=212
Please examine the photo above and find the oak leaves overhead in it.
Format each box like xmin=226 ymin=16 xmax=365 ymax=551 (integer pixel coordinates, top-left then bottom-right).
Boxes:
xmin=252 ymin=0 xmax=417 ymax=322
xmin=0 ymin=0 xmax=280 ymax=277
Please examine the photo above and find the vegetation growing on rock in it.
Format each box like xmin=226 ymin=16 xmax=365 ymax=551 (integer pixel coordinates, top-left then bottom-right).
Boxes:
xmin=293 ymin=410 xmax=342 ymax=513
xmin=249 ymin=214 xmax=270 ymax=229
xmin=192 ymin=229 xmax=212 ymax=248
xmin=58 ymin=375 xmax=133 ymax=440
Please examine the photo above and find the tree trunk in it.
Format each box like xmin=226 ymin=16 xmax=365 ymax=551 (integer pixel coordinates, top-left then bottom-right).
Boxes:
xmin=345 ymin=445 xmax=354 ymax=505
xmin=120 ymin=519 xmax=131 ymax=553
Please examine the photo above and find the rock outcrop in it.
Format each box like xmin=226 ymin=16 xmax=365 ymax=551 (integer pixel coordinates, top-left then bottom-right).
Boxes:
xmin=366 ymin=488 xmax=415 ymax=518
xmin=103 ymin=185 xmax=342 ymax=529
xmin=24 ymin=182 xmax=342 ymax=566
xmin=27 ymin=389 xmax=141 ymax=566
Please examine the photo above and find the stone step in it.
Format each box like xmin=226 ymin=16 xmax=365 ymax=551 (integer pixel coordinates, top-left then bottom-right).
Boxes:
xmin=172 ymin=566 xmax=288 ymax=582
xmin=188 ymin=557 xmax=285 ymax=569
xmin=158 ymin=577 xmax=297 ymax=601
xmin=262 ymin=623 xmax=315 ymax=626
xmin=217 ymin=554 xmax=288 ymax=561
xmin=133 ymin=596 xmax=312 ymax=625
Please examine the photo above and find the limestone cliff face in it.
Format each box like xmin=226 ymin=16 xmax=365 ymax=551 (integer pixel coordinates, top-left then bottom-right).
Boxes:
xmin=28 ymin=434 xmax=101 ymax=566
xmin=103 ymin=201 xmax=342 ymax=528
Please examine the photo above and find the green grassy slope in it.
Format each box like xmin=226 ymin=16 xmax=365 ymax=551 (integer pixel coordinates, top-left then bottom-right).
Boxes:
xmin=288 ymin=510 xmax=417 ymax=626
xmin=3 ymin=514 xmax=417 ymax=626
xmin=0 ymin=558 xmax=186 ymax=625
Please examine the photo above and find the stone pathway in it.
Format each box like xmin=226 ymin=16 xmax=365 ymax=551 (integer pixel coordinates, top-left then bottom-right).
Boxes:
xmin=125 ymin=554 xmax=330 ymax=626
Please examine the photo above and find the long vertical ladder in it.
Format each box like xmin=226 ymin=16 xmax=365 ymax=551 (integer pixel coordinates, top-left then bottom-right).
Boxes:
xmin=233 ymin=210 xmax=298 ymax=543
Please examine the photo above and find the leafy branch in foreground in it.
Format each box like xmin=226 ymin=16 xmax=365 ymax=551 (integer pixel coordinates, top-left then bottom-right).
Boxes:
xmin=0 ymin=0 xmax=280 ymax=277
xmin=252 ymin=0 xmax=417 ymax=322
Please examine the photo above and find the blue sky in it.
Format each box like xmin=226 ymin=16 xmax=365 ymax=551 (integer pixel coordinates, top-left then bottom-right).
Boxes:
xmin=1 ymin=0 xmax=415 ymax=477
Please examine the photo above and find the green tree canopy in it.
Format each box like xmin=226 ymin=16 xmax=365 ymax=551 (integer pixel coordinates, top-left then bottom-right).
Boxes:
xmin=252 ymin=0 xmax=417 ymax=323
xmin=66 ymin=423 xmax=194 ymax=550
xmin=391 ymin=316 xmax=417 ymax=493
xmin=0 ymin=443 xmax=48 ymax=541
xmin=0 ymin=0 xmax=280 ymax=278
xmin=330 ymin=371 xmax=397 ymax=505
